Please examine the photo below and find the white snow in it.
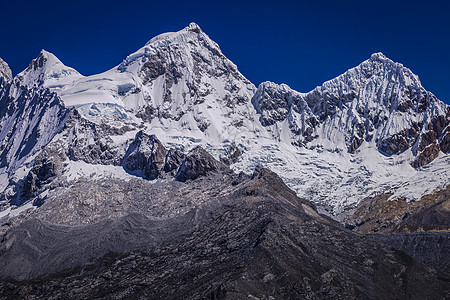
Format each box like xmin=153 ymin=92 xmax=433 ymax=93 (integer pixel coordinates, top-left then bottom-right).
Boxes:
xmin=387 ymin=153 xmax=450 ymax=202
xmin=63 ymin=160 xmax=137 ymax=182
xmin=232 ymin=137 xmax=449 ymax=215
xmin=0 ymin=201 xmax=35 ymax=221
xmin=18 ymin=50 xmax=82 ymax=90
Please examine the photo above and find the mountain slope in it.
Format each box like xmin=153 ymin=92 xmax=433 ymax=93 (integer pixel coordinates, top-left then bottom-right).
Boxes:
xmin=0 ymin=76 xmax=71 ymax=200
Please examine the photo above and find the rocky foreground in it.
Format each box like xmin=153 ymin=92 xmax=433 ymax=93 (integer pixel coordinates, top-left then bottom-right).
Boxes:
xmin=0 ymin=147 xmax=448 ymax=299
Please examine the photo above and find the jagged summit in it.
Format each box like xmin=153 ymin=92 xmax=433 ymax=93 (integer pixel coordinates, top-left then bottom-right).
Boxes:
xmin=185 ymin=22 xmax=202 ymax=33
xmin=249 ymin=52 xmax=449 ymax=212
xmin=322 ymin=51 xmax=445 ymax=117
xmin=39 ymin=49 xmax=58 ymax=60
xmin=133 ymin=21 xmax=223 ymax=69
xmin=24 ymin=49 xmax=66 ymax=73
xmin=143 ymin=22 xmax=208 ymax=48
xmin=0 ymin=58 xmax=12 ymax=83
xmin=48 ymin=22 xmax=257 ymax=144
xmin=16 ymin=49 xmax=82 ymax=90
xmin=370 ymin=52 xmax=389 ymax=61
xmin=253 ymin=52 xmax=448 ymax=156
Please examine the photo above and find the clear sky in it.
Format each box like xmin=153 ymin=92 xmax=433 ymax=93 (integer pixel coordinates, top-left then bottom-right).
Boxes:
xmin=2 ymin=0 xmax=449 ymax=104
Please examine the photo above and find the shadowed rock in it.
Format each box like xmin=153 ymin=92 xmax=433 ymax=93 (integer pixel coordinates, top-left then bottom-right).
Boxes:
xmin=370 ymin=232 xmax=450 ymax=274
xmin=175 ymin=146 xmax=231 ymax=182
xmin=122 ymin=131 xmax=168 ymax=179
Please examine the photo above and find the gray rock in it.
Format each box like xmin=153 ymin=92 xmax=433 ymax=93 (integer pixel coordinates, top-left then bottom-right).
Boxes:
xmin=370 ymin=232 xmax=450 ymax=274
xmin=175 ymin=146 xmax=230 ymax=182
xmin=122 ymin=131 xmax=168 ymax=179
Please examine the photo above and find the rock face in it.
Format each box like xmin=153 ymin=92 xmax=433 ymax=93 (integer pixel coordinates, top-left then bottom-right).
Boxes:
xmin=370 ymin=232 xmax=450 ymax=275
xmin=62 ymin=109 xmax=127 ymax=166
xmin=251 ymin=82 xmax=318 ymax=145
xmin=122 ymin=131 xmax=169 ymax=179
xmin=175 ymin=146 xmax=230 ymax=181
xmin=345 ymin=185 xmax=450 ymax=234
xmin=0 ymin=79 xmax=71 ymax=179
xmin=411 ymin=109 xmax=450 ymax=167
xmin=0 ymin=159 xmax=447 ymax=299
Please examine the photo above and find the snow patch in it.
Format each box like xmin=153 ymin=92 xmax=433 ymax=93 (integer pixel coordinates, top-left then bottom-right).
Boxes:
xmin=63 ymin=160 xmax=137 ymax=182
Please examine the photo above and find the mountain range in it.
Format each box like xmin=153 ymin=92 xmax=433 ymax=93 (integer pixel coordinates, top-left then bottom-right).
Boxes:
xmin=0 ymin=23 xmax=448 ymax=299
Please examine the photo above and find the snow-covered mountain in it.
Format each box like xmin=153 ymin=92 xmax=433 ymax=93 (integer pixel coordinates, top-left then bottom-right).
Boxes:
xmin=0 ymin=23 xmax=449 ymax=218
xmin=253 ymin=53 xmax=449 ymax=167
xmin=24 ymin=23 xmax=258 ymax=140
xmin=16 ymin=50 xmax=82 ymax=91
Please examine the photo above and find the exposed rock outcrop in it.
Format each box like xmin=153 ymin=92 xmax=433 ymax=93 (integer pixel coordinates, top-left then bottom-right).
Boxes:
xmin=345 ymin=185 xmax=450 ymax=234
xmin=370 ymin=232 xmax=450 ymax=274
xmin=122 ymin=131 xmax=169 ymax=179
xmin=175 ymin=146 xmax=230 ymax=181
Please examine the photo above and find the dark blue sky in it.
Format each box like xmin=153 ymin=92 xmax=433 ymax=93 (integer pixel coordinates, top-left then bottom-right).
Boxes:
xmin=2 ymin=0 xmax=449 ymax=104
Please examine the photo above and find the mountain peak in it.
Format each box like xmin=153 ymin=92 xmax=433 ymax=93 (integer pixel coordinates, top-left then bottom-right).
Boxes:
xmin=39 ymin=49 xmax=52 ymax=56
xmin=39 ymin=49 xmax=59 ymax=61
xmin=185 ymin=22 xmax=202 ymax=33
xmin=36 ymin=49 xmax=67 ymax=68
xmin=17 ymin=50 xmax=81 ymax=89
xmin=31 ymin=49 xmax=67 ymax=71
xmin=0 ymin=57 xmax=12 ymax=83
xmin=359 ymin=52 xmax=424 ymax=90
xmin=369 ymin=52 xmax=389 ymax=62
xmin=144 ymin=22 xmax=207 ymax=47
